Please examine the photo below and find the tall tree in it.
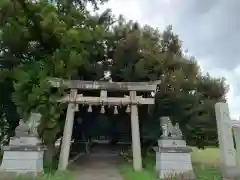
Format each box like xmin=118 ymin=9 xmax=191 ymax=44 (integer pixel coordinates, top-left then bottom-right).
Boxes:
xmin=107 ymin=22 xmax=228 ymax=148
xmin=0 ymin=0 xmax=228 ymax=166
xmin=0 ymin=0 xmax=111 ymax=167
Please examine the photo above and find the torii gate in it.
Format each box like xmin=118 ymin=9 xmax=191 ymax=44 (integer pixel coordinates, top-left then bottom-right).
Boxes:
xmin=48 ymin=77 xmax=160 ymax=171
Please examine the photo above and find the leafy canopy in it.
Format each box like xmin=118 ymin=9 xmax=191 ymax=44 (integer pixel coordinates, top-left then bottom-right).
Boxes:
xmin=0 ymin=0 xmax=228 ymax=149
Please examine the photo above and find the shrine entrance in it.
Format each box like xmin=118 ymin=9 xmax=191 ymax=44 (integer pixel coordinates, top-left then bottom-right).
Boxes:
xmin=48 ymin=78 xmax=160 ymax=171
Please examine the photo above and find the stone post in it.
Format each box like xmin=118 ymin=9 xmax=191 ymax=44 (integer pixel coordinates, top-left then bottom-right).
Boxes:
xmin=233 ymin=126 xmax=240 ymax=170
xmin=58 ymin=89 xmax=77 ymax=170
xmin=130 ymin=91 xmax=142 ymax=171
xmin=215 ymin=102 xmax=237 ymax=178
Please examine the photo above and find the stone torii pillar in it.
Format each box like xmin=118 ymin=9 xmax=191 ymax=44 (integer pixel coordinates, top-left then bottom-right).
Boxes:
xmin=58 ymin=89 xmax=77 ymax=170
xmin=130 ymin=91 xmax=142 ymax=171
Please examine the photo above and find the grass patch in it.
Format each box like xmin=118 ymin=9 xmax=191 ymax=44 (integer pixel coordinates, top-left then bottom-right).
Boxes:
xmin=36 ymin=171 xmax=76 ymax=180
xmin=120 ymin=164 xmax=155 ymax=180
xmin=120 ymin=147 xmax=231 ymax=180
xmin=193 ymin=164 xmax=221 ymax=180
xmin=120 ymin=155 xmax=156 ymax=180
xmin=12 ymin=171 xmax=76 ymax=180
xmin=191 ymin=147 xmax=220 ymax=165
xmin=120 ymin=151 xmax=157 ymax=180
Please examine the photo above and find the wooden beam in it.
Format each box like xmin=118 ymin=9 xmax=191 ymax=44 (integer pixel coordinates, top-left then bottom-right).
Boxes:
xmin=58 ymin=94 xmax=155 ymax=105
xmin=48 ymin=77 xmax=160 ymax=92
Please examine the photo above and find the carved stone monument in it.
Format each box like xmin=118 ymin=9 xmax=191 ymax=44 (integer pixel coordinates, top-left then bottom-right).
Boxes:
xmin=215 ymin=102 xmax=239 ymax=178
xmin=155 ymin=117 xmax=195 ymax=179
xmin=1 ymin=113 xmax=44 ymax=176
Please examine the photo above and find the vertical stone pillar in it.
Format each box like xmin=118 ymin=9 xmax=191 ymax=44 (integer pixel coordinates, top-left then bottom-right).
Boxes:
xmin=215 ymin=102 xmax=237 ymax=178
xmin=233 ymin=126 xmax=240 ymax=170
xmin=130 ymin=91 xmax=142 ymax=171
xmin=58 ymin=89 xmax=77 ymax=170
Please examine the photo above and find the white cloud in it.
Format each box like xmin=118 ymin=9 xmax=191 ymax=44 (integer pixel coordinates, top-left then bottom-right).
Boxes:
xmin=203 ymin=66 xmax=240 ymax=119
xmin=98 ymin=0 xmax=142 ymax=21
xmin=99 ymin=0 xmax=240 ymax=119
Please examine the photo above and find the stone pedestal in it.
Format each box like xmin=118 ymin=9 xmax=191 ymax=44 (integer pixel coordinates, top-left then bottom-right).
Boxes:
xmin=9 ymin=136 xmax=41 ymax=146
xmin=0 ymin=136 xmax=44 ymax=176
xmin=155 ymin=138 xmax=195 ymax=179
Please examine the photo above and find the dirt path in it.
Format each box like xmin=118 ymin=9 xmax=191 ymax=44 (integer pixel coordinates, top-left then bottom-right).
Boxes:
xmin=69 ymin=145 xmax=124 ymax=180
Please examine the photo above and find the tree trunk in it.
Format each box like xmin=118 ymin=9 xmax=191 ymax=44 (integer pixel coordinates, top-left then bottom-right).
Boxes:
xmin=44 ymin=143 xmax=56 ymax=171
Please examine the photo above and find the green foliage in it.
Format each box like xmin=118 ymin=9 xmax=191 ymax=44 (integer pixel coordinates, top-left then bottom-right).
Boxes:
xmin=0 ymin=71 xmax=19 ymax=142
xmin=108 ymin=22 xmax=227 ymax=148
xmin=0 ymin=0 xmax=228 ymax=150
xmin=0 ymin=113 xmax=10 ymax=145
xmin=11 ymin=61 xmax=63 ymax=144
xmin=0 ymin=0 xmax=111 ymax=145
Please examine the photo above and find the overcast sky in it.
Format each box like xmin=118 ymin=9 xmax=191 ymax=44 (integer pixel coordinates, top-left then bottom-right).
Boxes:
xmin=98 ymin=0 xmax=240 ymax=119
